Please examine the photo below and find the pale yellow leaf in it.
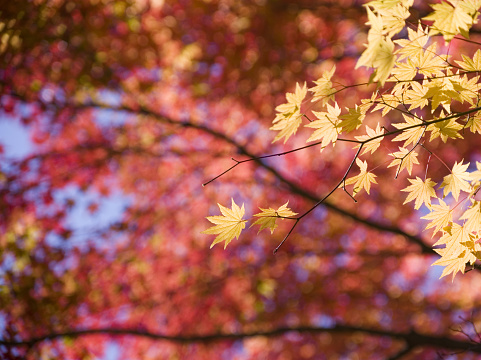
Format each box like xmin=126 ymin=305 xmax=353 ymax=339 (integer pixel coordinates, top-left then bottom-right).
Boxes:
xmin=424 ymin=0 xmax=481 ymax=41
xmin=354 ymin=124 xmax=385 ymax=155
xmin=305 ymin=102 xmax=342 ymax=150
xmin=460 ymin=200 xmax=481 ymax=233
xmin=251 ymin=202 xmax=298 ymax=234
xmin=404 ymin=81 xmax=429 ymax=110
xmin=421 ymin=198 xmax=453 ymax=235
xmin=392 ymin=114 xmax=425 ymax=147
xmin=202 ymin=199 xmax=247 ymax=249
xmin=339 ymin=106 xmax=365 ymax=133
xmin=466 ymin=110 xmax=481 ymax=134
xmin=271 ymin=82 xmax=307 ymax=143
xmin=309 ymin=65 xmax=336 ymax=105
xmin=427 ymin=117 xmax=463 ymax=143
xmin=387 ymin=147 xmax=419 ymax=175
xmin=433 ymin=249 xmax=468 ymax=281
xmin=455 ymin=49 xmax=481 ymax=71
xmin=440 ymin=160 xmax=471 ymax=201
xmin=401 ymin=177 xmax=437 ymax=209
xmin=394 ymin=23 xmax=429 ymax=60
xmin=344 ymin=158 xmax=377 ymax=196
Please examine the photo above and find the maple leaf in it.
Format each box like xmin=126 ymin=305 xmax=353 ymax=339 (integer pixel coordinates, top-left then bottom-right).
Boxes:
xmin=404 ymin=81 xmax=429 ymax=110
xmin=449 ymin=75 xmax=481 ymax=106
xmin=469 ymin=162 xmax=481 ymax=193
xmin=390 ymin=60 xmax=418 ymax=81
xmin=366 ymin=0 xmax=413 ymax=37
xmin=440 ymin=161 xmax=471 ymax=201
xmin=372 ymin=94 xmax=401 ymax=116
xmin=305 ymin=102 xmax=342 ymax=150
xmin=392 ymin=114 xmax=425 ymax=147
xmin=466 ymin=110 xmax=481 ymax=134
xmin=344 ymin=158 xmax=377 ymax=196
xmin=434 ymin=223 xmax=472 ymax=254
xmin=202 ymin=199 xmax=247 ymax=249
xmin=433 ymin=249 xmax=470 ymax=281
xmin=394 ymin=23 xmax=429 ymax=61
xmin=309 ymin=66 xmax=336 ymax=105
xmin=460 ymin=200 xmax=481 ymax=234
xmin=424 ymin=0 xmax=481 ymax=41
xmin=427 ymin=117 xmax=463 ymax=143
xmin=423 ymin=77 xmax=460 ymax=112
xmin=432 ymin=223 xmax=477 ymax=280
xmin=354 ymin=123 xmax=385 ymax=155
xmin=355 ymin=7 xmax=396 ymax=86
xmin=339 ymin=106 xmax=365 ymax=133
xmin=271 ymin=82 xmax=307 ymax=143
xmin=415 ymin=43 xmax=448 ymax=78
xmin=251 ymin=202 xmax=298 ymax=234
xmin=402 ymin=177 xmax=437 ymax=209
xmin=422 ymin=199 xmax=453 ymax=236
xmin=387 ymin=147 xmax=419 ymax=176
xmin=455 ymin=49 xmax=481 ymax=71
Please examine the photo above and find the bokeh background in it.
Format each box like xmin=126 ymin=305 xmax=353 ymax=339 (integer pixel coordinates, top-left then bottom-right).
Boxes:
xmin=1 ymin=0 xmax=481 ymax=359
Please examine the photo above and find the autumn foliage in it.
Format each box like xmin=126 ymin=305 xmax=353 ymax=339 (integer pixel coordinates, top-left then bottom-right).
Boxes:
xmin=2 ymin=0 xmax=481 ymax=359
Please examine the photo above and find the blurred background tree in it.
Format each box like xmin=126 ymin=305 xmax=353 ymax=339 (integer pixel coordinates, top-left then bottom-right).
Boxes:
xmin=1 ymin=0 xmax=481 ymax=359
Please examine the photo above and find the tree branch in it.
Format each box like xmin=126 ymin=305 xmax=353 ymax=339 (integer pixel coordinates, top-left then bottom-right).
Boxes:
xmin=2 ymin=94 xmax=439 ymax=255
xmin=2 ymin=324 xmax=481 ymax=354
xmin=105 ymin=102 xmax=436 ymax=254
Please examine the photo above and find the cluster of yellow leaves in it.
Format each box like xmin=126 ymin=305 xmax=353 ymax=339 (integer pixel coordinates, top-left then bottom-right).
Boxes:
xmin=356 ymin=0 xmax=414 ymax=85
xmin=203 ymin=200 xmax=297 ymax=249
xmin=203 ymin=0 xmax=481 ymax=281
xmin=400 ymin=161 xmax=481 ymax=280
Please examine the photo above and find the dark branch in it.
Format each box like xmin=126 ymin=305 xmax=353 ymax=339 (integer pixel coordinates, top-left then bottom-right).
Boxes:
xmin=3 ymin=95 xmax=439 ymax=255
xmin=2 ymin=325 xmax=481 ymax=354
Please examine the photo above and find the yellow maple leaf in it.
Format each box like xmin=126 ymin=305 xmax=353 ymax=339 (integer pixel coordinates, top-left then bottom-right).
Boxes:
xmin=390 ymin=59 xmax=418 ymax=81
xmin=460 ymin=200 xmax=481 ymax=234
xmin=305 ymin=102 xmax=342 ymax=150
xmin=309 ymin=65 xmax=336 ymax=105
xmin=355 ymin=7 xmax=396 ymax=86
xmin=251 ymin=202 xmax=298 ymax=234
xmin=427 ymin=117 xmax=463 ymax=143
xmin=434 ymin=223 xmax=472 ymax=254
xmin=339 ymin=106 xmax=365 ymax=133
xmin=344 ymin=158 xmax=377 ymax=196
xmin=413 ymin=43 xmax=448 ymax=78
xmin=468 ymin=162 xmax=481 ymax=201
xmin=271 ymin=82 xmax=307 ymax=143
xmin=455 ymin=49 xmax=481 ymax=71
xmin=392 ymin=114 xmax=425 ymax=147
xmin=440 ymin=161 xmax=471 ymax=201
xmin=432 ymin=223 xmax=477 ymax=280
xmin=424 ymin=0 xmax=481 ymax=41
xmin=394 ymin=23 xmax=429 ymax=60
xmin=404 ymin=81 xmax=429 ymax=110
xmin=450 ymin=75 xmax=481 ymax=106
xmin=354 ymin=123 xmax=385 ymax=155
xmin=433 ymin=249 xmax=471 ymax=281
xmin=466 ymin=109 xmax=481 ymax=134
xmin=202 ymin=199 xmax=247 ymax=249
xmin=423 ymin=77 xmax=460 ymax=112
xmin=422 ymin=198 xmax=453 ymax=235
xmin=401 ymin=177 xmax=437 ymax=209
xmin=387 ymin=147 xmax=419 ymax=176
xmin=372 ymin=94 xmax=401 ymax=116
xmin=366 ymin=0 xmax=413 ymax=36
